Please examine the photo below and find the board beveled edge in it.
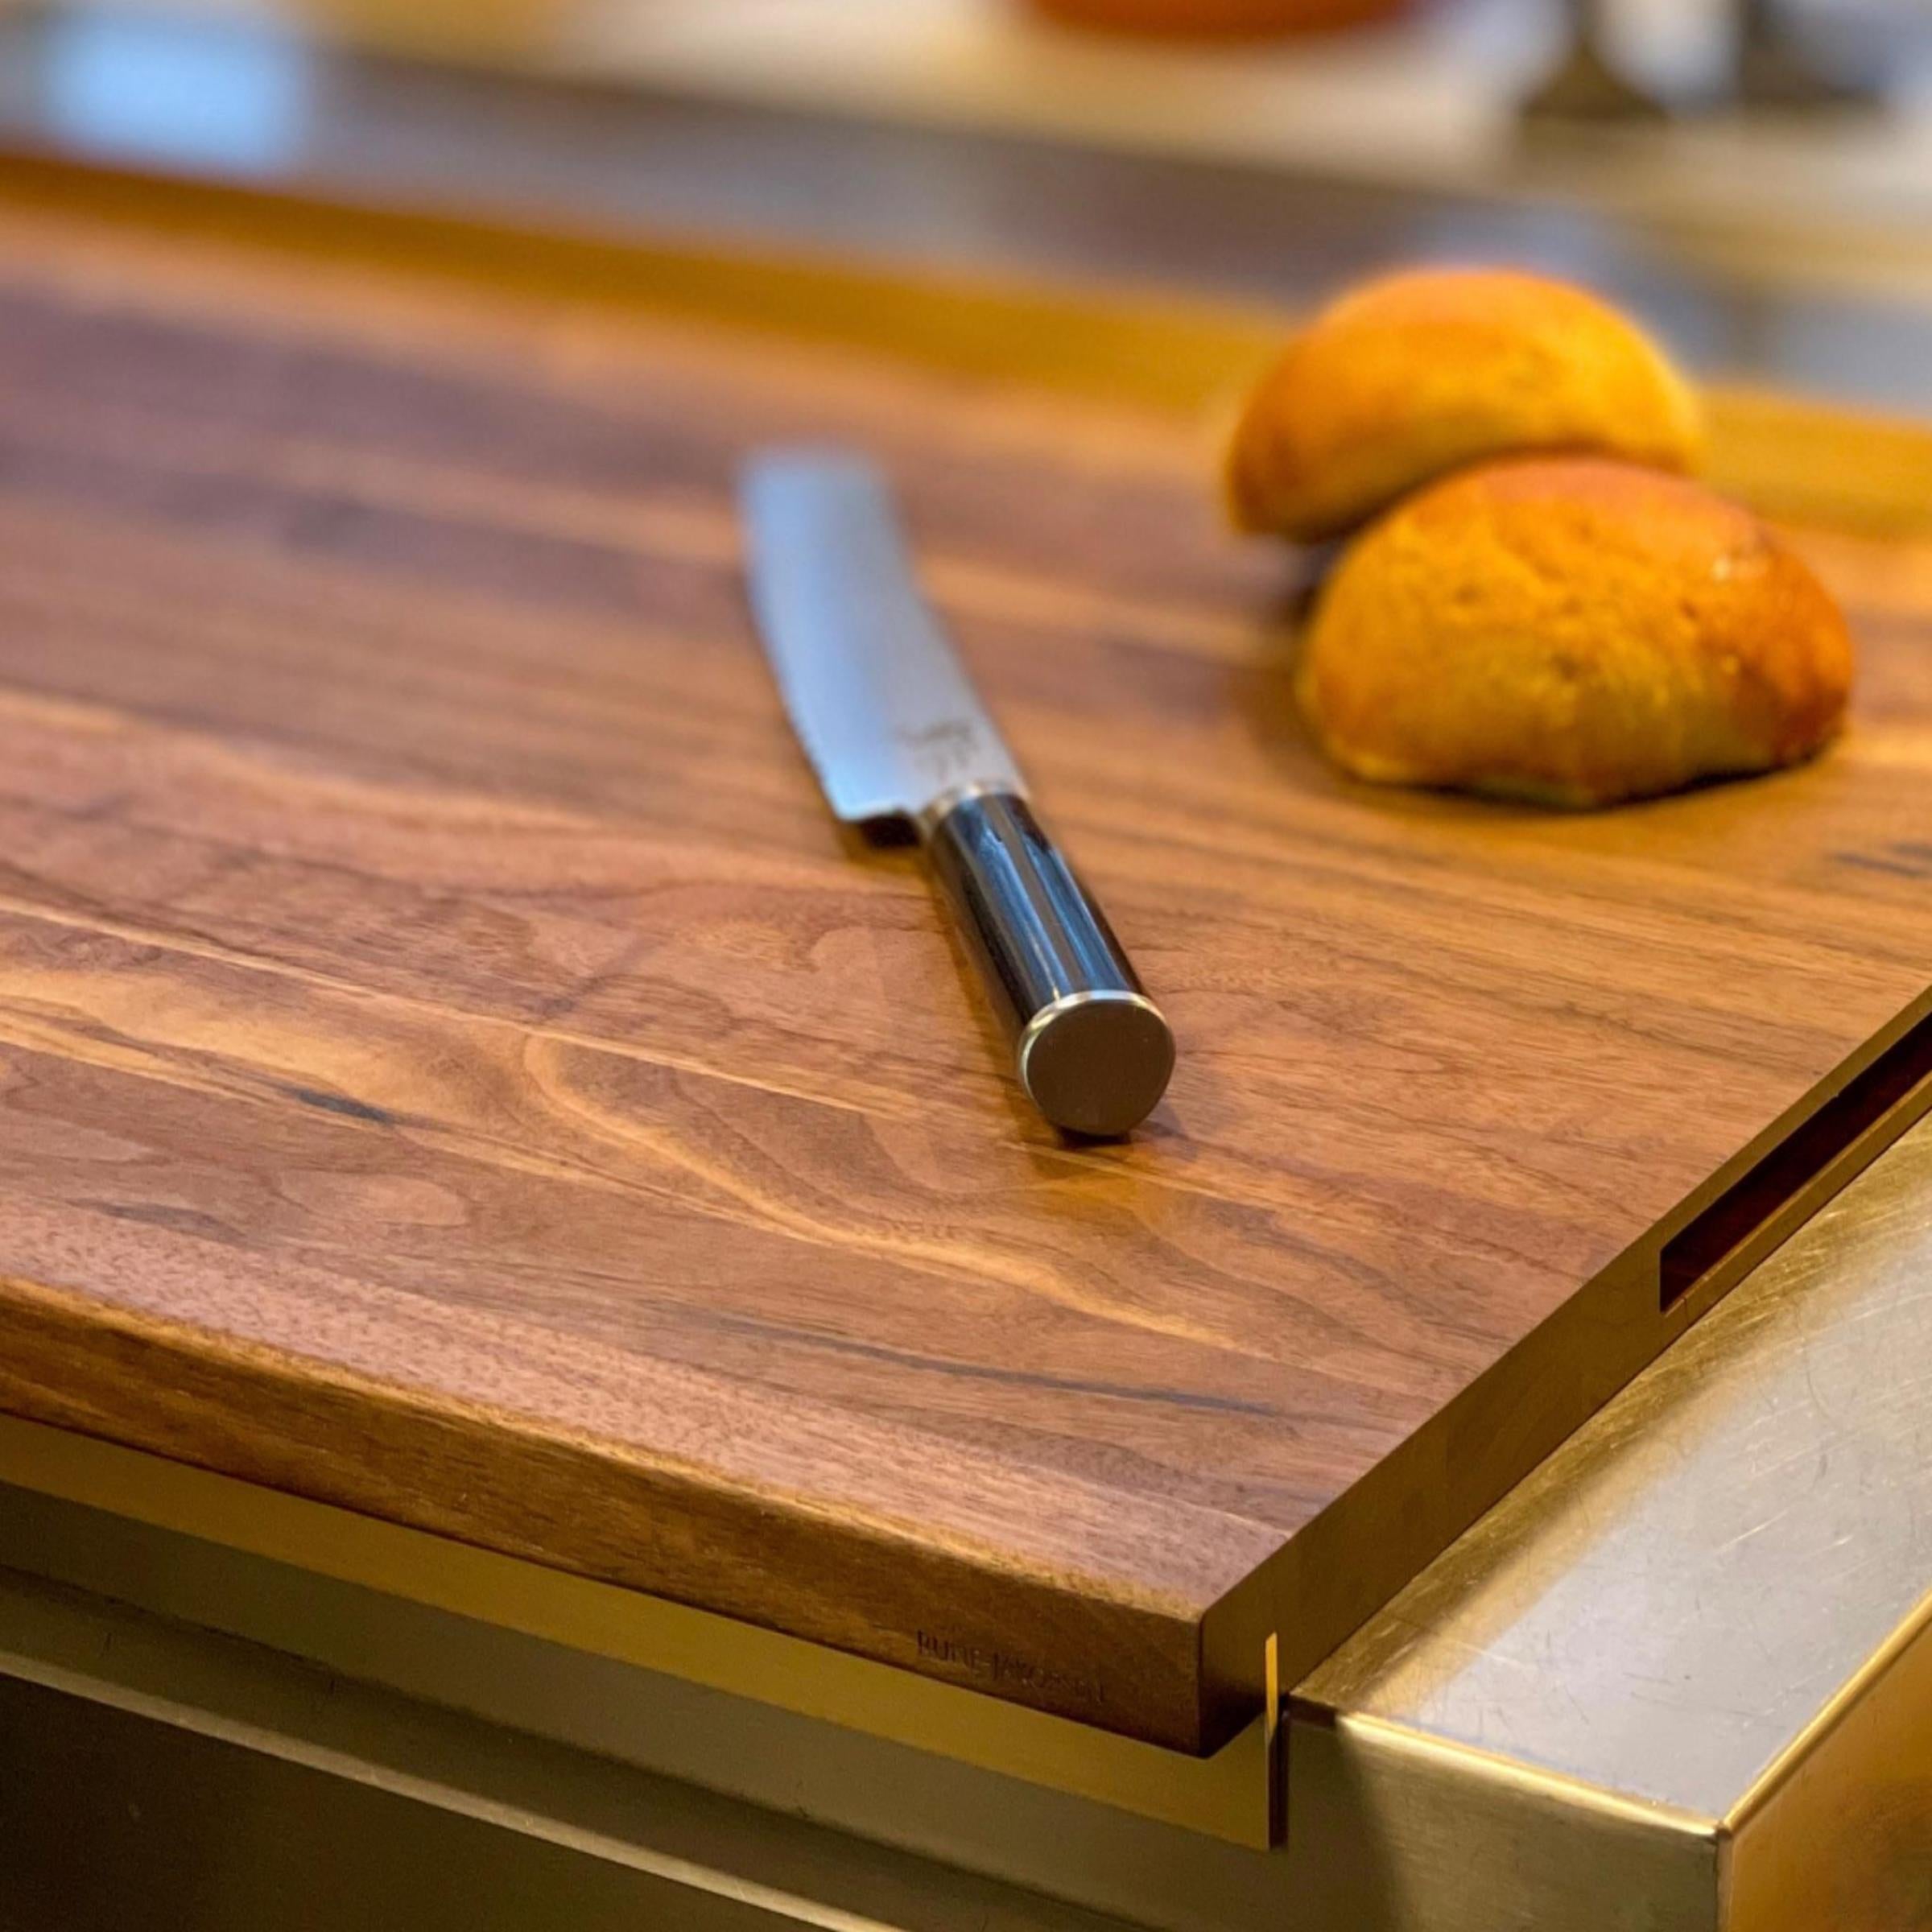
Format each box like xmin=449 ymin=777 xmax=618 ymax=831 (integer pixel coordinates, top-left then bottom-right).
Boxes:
xmin=0 ymin=1265 xmax=1242 ymax=1752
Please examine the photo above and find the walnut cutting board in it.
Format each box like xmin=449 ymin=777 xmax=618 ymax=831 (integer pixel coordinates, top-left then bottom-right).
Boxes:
xmin=0 ymin=157 xmax=1926 ymax=1759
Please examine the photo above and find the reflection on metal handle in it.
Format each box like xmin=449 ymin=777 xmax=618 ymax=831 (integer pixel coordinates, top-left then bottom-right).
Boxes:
xmin=923 ymin=791 xmax=1174 ymax=1138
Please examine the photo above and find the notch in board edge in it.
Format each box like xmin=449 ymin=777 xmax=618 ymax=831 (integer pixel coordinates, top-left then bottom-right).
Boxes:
xmin=1660 ymin=1005 xmax=1932 ymax=1313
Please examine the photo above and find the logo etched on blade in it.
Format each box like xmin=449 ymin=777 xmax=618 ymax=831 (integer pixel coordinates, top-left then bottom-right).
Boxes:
xmin=898 ymin=719 xmax=989 ymax=791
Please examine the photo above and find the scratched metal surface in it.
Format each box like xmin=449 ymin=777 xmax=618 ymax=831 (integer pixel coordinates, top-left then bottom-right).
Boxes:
xmin=1302 ymin=1108 xmax=1932 ymax=1820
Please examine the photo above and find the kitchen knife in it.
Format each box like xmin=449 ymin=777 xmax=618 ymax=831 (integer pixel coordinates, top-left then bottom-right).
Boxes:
xmin=740 ymin=448 xmax=1174 ymax=1138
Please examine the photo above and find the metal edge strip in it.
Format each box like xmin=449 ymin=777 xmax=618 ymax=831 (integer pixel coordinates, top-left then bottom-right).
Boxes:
xmin=1331 ymin=1711 xmax=1723 ymax=1842
xmin=0 ymin=1413 xmax=1274 ymax=1848
xmin=1725 ymin=1575 xmax=1932 ymax=1835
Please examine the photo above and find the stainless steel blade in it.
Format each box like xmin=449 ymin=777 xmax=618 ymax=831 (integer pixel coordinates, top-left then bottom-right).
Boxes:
xmin=741 ymin=448 xmax=1026 ymax=824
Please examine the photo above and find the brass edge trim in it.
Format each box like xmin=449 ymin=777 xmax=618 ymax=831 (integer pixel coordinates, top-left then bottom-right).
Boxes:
xmin=1332 ymin=1711 xmax=1723 ymax=1842
xmin=1263 ymin=1632 xmax=1283 ymax=1850
xmin=0 ymin=1414 xmax=1273 ymax=1848
xmin=0 ymin=143 xmax=1286 ymax=414
xmin=1723 ymin=1574 xmax=1932 ymax=1835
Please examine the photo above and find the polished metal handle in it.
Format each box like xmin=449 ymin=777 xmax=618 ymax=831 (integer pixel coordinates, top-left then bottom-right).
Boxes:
xmin=923 ymin=791 xmax=1174 ymax=1138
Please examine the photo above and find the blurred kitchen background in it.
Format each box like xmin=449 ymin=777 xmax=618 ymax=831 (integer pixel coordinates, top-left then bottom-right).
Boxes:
xmin=2 ymin=0 xmax=1932 ymax=406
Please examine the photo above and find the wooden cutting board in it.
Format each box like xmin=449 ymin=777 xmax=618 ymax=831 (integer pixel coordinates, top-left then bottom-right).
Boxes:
xmin=0 ymin=155 xmax=1926 ymax=1759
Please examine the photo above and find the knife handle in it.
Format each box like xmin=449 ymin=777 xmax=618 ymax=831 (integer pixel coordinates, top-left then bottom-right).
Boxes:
xmin=923 ymin=791 xmax=1174 ymax=1138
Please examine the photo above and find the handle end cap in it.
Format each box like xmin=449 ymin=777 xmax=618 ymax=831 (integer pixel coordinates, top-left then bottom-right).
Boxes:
xmin=1019 ymin=993 xmax=1175 ymax=1139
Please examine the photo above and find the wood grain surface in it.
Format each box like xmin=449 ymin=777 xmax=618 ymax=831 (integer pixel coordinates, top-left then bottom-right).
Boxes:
xmin=0 ymin=160 xmax=1926 ymax=1755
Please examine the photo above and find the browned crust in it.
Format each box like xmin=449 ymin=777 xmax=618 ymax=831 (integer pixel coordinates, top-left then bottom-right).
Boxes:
xmin=1227 ymin=267 xmax=1705 ymax=543
xmin=1296 ymin=457 xmax=1855 ymax=807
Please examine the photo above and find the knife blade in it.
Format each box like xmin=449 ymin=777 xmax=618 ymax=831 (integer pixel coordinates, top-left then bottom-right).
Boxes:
xmin=741 ymin=448 xmax=1174 ymax=1138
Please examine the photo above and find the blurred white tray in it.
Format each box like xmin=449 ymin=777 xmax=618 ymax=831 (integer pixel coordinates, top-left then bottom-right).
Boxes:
xmin=568 ymin=0 xmax=1932 ymax=288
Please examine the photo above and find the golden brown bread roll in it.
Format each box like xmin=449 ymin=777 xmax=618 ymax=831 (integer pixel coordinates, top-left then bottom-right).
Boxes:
xmin=1227 ymin=267 xmax=1704 ymax=543
xmin=1296 ymin=459 xmax=1853 ymax=807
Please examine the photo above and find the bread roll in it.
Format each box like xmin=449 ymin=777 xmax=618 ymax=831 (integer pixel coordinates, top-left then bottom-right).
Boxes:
xmin=1296 ymin=459 xmax=1853 ymax=807
xmin=1228 ymin=267 xmax=1703 ymax=543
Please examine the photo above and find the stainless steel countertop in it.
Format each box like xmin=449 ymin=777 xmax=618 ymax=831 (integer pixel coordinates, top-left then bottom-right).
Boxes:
xmin=1306 ymin=1105 xmax=1932 ymax=1820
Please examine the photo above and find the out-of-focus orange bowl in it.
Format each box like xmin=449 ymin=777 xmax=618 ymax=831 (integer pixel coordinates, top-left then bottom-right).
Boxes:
xmin=1023 ymin=0 xmax=1409 ymax=36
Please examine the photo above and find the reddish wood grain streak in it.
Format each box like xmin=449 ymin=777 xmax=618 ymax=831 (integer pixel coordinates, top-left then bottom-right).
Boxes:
xmin=0 ymin=200 xmax=1924 ymax=1750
